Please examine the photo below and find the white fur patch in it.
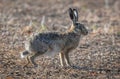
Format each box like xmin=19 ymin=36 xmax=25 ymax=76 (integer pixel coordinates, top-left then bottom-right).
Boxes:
xmin=25 ymin=42 xmax=30 ymax=51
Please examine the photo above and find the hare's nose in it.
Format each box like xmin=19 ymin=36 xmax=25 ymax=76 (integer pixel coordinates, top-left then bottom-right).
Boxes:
xmin=86 ymin=30 xmax=88 ymax=35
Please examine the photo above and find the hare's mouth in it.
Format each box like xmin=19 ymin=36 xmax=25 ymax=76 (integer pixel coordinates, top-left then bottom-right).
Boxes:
xmin=84 ymin=31 xmax=88 ymax=35
xmin=81 ymin=29 xmax=88 ymax=35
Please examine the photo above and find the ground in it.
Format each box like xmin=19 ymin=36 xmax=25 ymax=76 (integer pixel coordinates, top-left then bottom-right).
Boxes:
xmin=0 ymin=0 xmax=120 ymax=79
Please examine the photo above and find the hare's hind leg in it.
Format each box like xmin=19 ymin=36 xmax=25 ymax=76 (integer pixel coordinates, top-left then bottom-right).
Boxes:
xmin=59 ymin=52 xmax=65 ymax=67
xmin=23 ymin=56 xmax=32 ymax=69
xmin=23 ymin=53 xmax=39 ymax=68
xmin=29 ymin=53 xmax=39 ymax=67
xmin=23 ymin=56 xmax=31 ymax=67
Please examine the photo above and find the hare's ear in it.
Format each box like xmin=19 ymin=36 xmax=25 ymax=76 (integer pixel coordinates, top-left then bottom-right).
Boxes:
xmin=69 ymin=8 xmax=74 ymax=21
xmin=73 ymin=9 xmax=78 ymax=22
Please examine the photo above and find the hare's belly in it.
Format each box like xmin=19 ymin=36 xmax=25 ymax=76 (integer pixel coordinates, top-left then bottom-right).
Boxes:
xmin=44 ymin=45 xmax=61 ymax=56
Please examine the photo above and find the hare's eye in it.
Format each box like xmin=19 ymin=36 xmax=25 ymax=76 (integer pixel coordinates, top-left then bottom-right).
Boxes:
xmin=75 ymin=23 xmax=79 ymax=27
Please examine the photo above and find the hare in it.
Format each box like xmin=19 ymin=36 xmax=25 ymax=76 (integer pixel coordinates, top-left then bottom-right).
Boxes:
xmin=20 ymin=8 xmax=88 ymax=68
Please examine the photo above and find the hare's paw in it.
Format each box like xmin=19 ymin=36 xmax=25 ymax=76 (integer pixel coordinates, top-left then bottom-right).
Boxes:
xmin=22 ymin=64 xmax=29 ymax=70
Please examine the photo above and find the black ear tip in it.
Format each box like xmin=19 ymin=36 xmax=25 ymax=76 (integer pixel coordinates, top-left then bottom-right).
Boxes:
xmin=69 ymin=8 xmax=73 ymax=12
xmin=73 ymin=8 xmax=78 ymax=12
xmin=73 ymin=8 xmax=76 ymax=10
xmin=69 ymin=8 xmax=72 ymax=10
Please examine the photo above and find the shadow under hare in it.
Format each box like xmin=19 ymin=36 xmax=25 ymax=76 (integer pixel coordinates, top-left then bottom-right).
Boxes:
xmin=20 ymin=8 xmax=88 ymax=68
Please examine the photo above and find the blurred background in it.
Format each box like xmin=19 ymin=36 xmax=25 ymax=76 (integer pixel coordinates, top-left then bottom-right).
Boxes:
xmin=0 ymin=0 xmax=120 ymax=79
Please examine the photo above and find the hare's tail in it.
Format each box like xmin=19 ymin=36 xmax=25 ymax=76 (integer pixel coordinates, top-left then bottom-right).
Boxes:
xmin=20 ymin=50 xmax=30 ymax=58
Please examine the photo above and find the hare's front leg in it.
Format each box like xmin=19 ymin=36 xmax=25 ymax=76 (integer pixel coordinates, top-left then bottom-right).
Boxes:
xmin=64 ymin=52 xmax=71 ymax=66
xmin=59 ymin=52 xmax=65 ymax=67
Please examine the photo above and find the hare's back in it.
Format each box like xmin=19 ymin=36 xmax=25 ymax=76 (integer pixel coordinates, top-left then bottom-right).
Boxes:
xmin=29 ymin=32 xmax=65 ymax=55
xmin=37 ymin=32 xmax=62 ymax=40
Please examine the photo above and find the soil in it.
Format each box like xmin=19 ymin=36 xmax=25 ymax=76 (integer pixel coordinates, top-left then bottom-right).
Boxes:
xmin=0 ymin=0 xmax=120 ymax=79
